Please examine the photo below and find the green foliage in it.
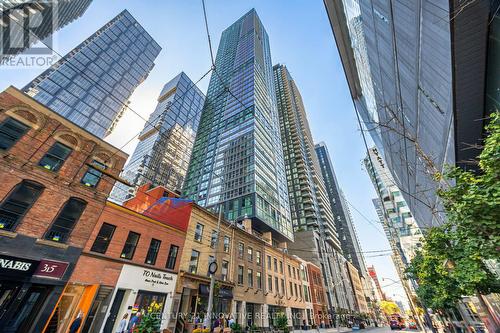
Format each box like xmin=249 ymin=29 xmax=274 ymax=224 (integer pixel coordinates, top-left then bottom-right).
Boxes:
xmin=230 ymin=322 xmax=242 ymax=333
xmin=136 ymin=312 xmax=161 ymax=333
xmin=407 ymin=111 xmax=500 ymax=310
xmin=275 ymin=312 xmax=289 ymax=333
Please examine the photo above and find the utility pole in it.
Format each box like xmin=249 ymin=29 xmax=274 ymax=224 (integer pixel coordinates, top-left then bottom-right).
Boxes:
xmin=205 ymin=204 xmax=223 ymax=330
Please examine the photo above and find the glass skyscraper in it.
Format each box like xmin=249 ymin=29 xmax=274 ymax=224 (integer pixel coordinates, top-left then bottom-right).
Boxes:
xmin=23 ymin=10 xmax=161 ymax=138
xmin=1 ymin=0 xmax=93 ymax=60
xmin=110 ymin=72 xmax=205 ymax=204
xmin=183 ymin=9 xmax=293 ymax=242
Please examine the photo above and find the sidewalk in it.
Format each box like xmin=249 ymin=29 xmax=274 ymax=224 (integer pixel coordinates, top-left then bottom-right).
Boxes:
xmin=292 ymin=326 xmax=380 ymax=333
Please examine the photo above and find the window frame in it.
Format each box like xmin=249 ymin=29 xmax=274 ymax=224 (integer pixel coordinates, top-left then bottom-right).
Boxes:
xmin=44 ymin=197 xmax=87 ymax=243
xmin=90 ymin=222 xmax=116 ymax=254
xmin=0 ymin=117 xmax=30 ymax=151
xmin=194 ymin=223 xmax=204 ymax=242
xmin=120 ymin=231 xmax=141 ymax=260
xmin=38 ymin=141 xmax=73 ymax=172
xmin=188 ymin=249 xmax=200 ymax=274
xmin=166 ymin=244 xmax=179 ymax=270
xmin=0 ymin=180 xmax=44 ymax=231
xmin=145 ymin=238 xmax=162 ymax=265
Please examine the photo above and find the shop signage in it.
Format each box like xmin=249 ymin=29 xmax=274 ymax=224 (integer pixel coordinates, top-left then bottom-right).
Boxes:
xmin=33 ymin=259 xmax=69 ymax=279
xmin=0 ymin=254 xmax=39 ymax=278
xmin=143 ymin=268 xmax=174 ymax=287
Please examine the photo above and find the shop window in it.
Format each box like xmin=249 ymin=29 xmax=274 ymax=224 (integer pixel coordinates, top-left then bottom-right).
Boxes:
xmin=0 ymin=180 xmax=44 ymax=231
xmin=0 ymin=117 xmax=29 ymax=150
xmin=38 ymin=142 xmax=72 ymax=172
xmin=120 ymin=231 xmax=141 ymax=259
xmin=45 ymin=198 xmax=87 ymax=243
xmin=166 ymin=245 xmax=179 ymax=270
xmin=256 ymin=271 xmax=262 ymax=289
xmin=145 ymin=238 xmax=161 ymax=265
xmin=90 ymin=223 xmax=116 ymax=253
xmin=81 ymin=160 xmax=106 ymax=187
xmin=194 ymin=223 xmax=204 ymax=242
xmin=247 ymin=269 xmax=253 ymax=288
xmin=237 ymin=265 xmax=244 ymax=285
xmin=188 ymin=250 xmax=200 ymax=274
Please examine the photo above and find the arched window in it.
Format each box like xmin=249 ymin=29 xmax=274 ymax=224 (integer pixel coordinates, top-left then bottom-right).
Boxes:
xmin=0 ymin=180 xmax=44 ymax=231
xmin=45 ymin=198 xmax=87 ymax=243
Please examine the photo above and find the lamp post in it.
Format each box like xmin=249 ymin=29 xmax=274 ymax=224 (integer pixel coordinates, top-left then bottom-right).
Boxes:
xmin=205 ymin=205 xmax=223 ymax=330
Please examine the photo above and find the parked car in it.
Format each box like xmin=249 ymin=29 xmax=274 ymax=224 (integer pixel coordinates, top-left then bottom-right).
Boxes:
xmin=408 ymin=321 xmax=417 ymax=329
xmin=390 ymin=320 xmax=401 ymax=330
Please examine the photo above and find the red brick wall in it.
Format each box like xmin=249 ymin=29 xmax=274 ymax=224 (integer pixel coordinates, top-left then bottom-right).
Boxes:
xmin=79 ymin=203 xmax=186 ymax=275
xmin=0 ymin=89 xmax=127 ymax=248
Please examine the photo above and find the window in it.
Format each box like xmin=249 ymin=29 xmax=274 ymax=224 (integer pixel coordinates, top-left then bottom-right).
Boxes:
xmin=238 ymin=242 xmax=244 ymax=258
xmin=267 ymin=255 xmax=271 ymax=269
xmin=279 ymin=261 xmax=283 ymax=274
xmin=304 ymin=285 xmax=310 ymax=302
xmin=256 ymin=271 xmax=262 ymax=289
xmin=188 ymin=250 xmax=200 ymax=274
xmin=45 ymin=198 xmax=87 ymax=243
xmin=222 ymin=260 xmax=229 ymax=281
xmin=289 ymin=281 xmax=294 ymax=296
xmin=247 ymin=247 xmax=253 ymax=262
xmin=145 ymin=239 xmax=161 ymax=265
xmin=247 ymin=269 xmax=253 ymax=287
xmin=294 ymin=284 xmax=299 ymax=298
xmin=90 ymin=223 xmax=116 ymax=253
xmin=81 ymin=160 xmax=106 ymax=187
xmin=166 ymin=245 xmax=179 ymax=269
xmin=237 ymin=265 xmax=244 ymax=285
xmin=210 ymin=230 xmax=217 ymax=248
xmin=194 ymin=223 xmax=204 ymax=242
xmin=274 ymin=277 xmax=279 ymax=294
xmin=0 ymin=117 xmax=29 ymax=150
xmin=120 ymin=231 xmax=140 ymax=259
xmin=223 ymin=236 xmax=230 ymax=252
xmin=38 ymin=142 xmax=72 ymax=172
xmin=293 ymin=267 xmax=296 ymax=279
xmin=256 ymin=251 xmax=261 ymax=265
xmin=0 ymin=180 xmax=44 ymax=231
xmin=288 ymin=264 xmax=292 ymax=277
xmin=273 ymin=258 xmax=278 ymax=272
xmin=281 ymin=279 xmax=285 ymax=295
xmin=267 ymin=275 xmax=273 ymax=292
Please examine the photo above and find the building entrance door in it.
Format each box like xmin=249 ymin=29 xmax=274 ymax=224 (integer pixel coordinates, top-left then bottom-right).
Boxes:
xmin=103 ymin=289 xmax=126 ymax=333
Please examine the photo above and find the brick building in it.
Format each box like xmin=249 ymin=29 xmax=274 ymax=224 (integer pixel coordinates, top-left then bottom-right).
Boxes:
xmin=45 ymin=200 xmax=187 ymax=333
xmin=307 ymin=262 xmax=329 ymax=327
xmin=0 ymin=86 xmax=127 ymax=333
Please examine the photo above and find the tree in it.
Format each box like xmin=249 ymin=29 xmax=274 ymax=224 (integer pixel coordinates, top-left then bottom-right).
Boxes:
xmin=275 ymin=312 xmax=289 ymax=333
xmin=379 ymin=301 xmax=400 ymax=316
xmin=407 ymin=111 xmax=500 ymax=310
xmin=136 ymin=312 xmax=161 ymax=333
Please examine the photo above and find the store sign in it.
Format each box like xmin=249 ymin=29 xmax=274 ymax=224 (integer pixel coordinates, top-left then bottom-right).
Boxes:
xmin=33 ymin=259 xmax=69 ymax=279
xmin=0 ymin=254 xmax=39 ymax=277
xmin=143 ymin=269 xmax=174 ymax=287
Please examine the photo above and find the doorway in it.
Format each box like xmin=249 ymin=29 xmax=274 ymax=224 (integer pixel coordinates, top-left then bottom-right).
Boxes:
xmin=103 ymin=289 xmax=126 ymax=333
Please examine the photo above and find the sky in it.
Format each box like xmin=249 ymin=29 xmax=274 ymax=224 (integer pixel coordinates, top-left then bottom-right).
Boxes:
xmin=0 ymin=0 xmax=409 ymax=307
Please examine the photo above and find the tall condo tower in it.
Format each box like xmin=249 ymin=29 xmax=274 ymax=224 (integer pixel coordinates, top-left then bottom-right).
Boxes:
xmin=23 ymin=10 xmax=161 ymax=138
xmin=183 ymin=9 xmax=293 ymax=242
xmin=111 ymin=72 xmax=205 ymax=203
xmin=315 ymin=142 xmax=366 ymax=274
xmin=273 ymin=64 xmax=355 ymax=313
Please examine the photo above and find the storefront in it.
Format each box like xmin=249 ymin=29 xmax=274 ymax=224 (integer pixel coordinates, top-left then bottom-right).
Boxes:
xmin=0 ymin=253 xmax=70 ymax=333
xmin=101 ymin=264 xmax=177 ymax=333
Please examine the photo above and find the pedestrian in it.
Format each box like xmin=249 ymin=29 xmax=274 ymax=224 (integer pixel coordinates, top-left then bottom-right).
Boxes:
xmin=69 ymin=311 xmax=83 ymax=333
xmin=116 ymin=313 xmax=128 ymax=333
xmin=128 ymin=312 xmax=142 ymax=332
xmin=228 ymin=315 xmax=235 ymax=328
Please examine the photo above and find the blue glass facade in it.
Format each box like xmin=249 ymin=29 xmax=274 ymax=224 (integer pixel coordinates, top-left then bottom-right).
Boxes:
xmin=110 ymin=72 xmax=205 ymax=203
xmin=183 ymin=9 xmax=293 ymax=242
xmin=23 ymin=10 xmax=161 ymax=138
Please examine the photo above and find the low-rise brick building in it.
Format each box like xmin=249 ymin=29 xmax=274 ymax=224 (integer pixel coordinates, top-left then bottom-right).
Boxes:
xmin=0 ymin=86 xmax=127 ymax=333
xmin=307 ymin=262 xmax=329 ymax=327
